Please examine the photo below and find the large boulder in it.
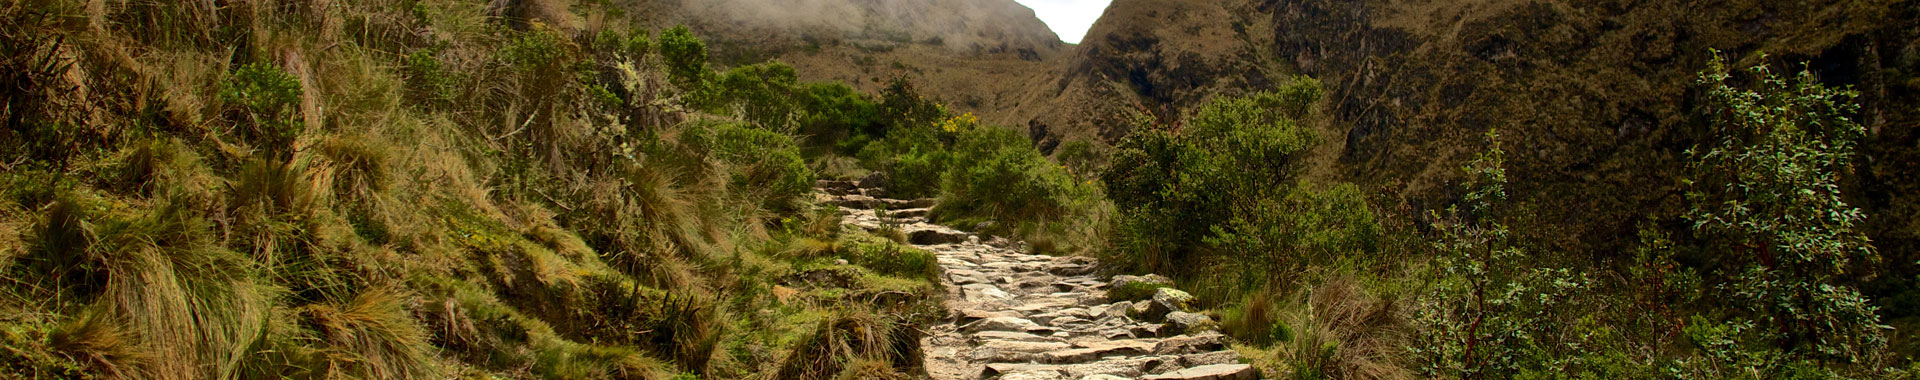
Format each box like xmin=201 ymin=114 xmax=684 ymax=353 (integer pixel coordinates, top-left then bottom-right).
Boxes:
xmin=1163 ymin=311 xmax=1216 ymax=335
xmin=1145 ymin=287 xmax=1194 ymax=320
xmin=1109 ymin=274 xmax=1171 ymax=289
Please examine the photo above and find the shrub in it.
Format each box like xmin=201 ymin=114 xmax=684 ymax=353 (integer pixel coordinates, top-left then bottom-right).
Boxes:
xmin=1411 ymin=129 xmax=1604 ymax=378
xmin=683 ymin=121 xmax=814 ymax=213
xmin=1683 ymin=52 xmax=1887 ymax=371
xmin=795 ymin=82 xmax=881 ymax=151
xmin=934 ymin=126 xmax=1080 ymax=227
xmin=1101 ymin=88 xmax=1322 ymax=277
xmin=220 ymin=62 xmax=305 ymax=156
xmin=1202 ymin=183 xmax=1381 ymax=292
xmin=401 ymin=49 xmax=456 ymax=108
xmin=715 ymin=62 xmax=800 ymax=129
xmin=658 ymin=25 xmax=715 ymax=106
xmin=1055 ymin=139 xmax=1105 ymax=182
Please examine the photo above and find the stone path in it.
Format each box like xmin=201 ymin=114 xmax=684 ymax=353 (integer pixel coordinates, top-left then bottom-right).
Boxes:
xmin=818 ymin=179 xmax=1259 ymax=380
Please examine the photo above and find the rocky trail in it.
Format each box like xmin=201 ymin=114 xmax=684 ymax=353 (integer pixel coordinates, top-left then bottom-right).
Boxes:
xmin=817 ymin=180 xmax=1260 ymax=380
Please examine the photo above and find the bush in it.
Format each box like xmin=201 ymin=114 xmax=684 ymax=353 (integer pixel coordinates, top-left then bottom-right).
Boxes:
xmin=715 ymin=62 xmax=800 ymax=130
xmin=683 ymin=121 xmax=815 ymax=213
xmin=1202 ymin=183 xmax=1380 ymax=292
xmin=934 ymin=126 xmax=1082 ymax=227
xmin=659 ymin=25 xmax=716 ymax=107
xmin=795 ymin=82 xmax=881 ymax=152
xmin=1682 ymin=52 xmax=1887 ymax=371
xmin=1101 ymin=87 xmax=1323 ymax=278
xmin=220 ymin=62 xmax=305 ymax=156
xmin=401 ymin=49 xmax=456 ymax=108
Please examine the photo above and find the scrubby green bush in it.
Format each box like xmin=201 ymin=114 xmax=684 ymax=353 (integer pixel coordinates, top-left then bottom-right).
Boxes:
xmin=401 ymin=49 xmax=456 ymax=108
xmin=796 ymin=82 xmax=882 ymax=151
xmin=1411 ymin=129 xmax=1599 ymax=378
xmin=683 ymin=120 xmax=814 ymax=213
xmin=220 ymin=62 xmax=304 ymax=156
xmin=1681 ymin=52 xmax=1887 ymax=373
xmin=715 ymin=62 xmax=800 ymax=130
xmin=1101 ymin=84 xmax=1338 ymax=284
xmin=659 ymin=26 xmax=718 ymax=108
xmin=935 ymin=125 xmax=1082 ymax=225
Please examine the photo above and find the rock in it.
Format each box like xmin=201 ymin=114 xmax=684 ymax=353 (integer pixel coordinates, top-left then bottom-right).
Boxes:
xmin=1041 ymin=339 xmax=1155 ymax=364
xmin=951 ymin=274 xmax=991 ymax=285
xmin=962 ymin=284 xmax=1014 ymax=301
xmin=858 ymin=171 xmax=889 ymax=190
xmin=973 ymin=330 xmax=1054 ymax=343
xmin=1147 ymin=288 xmax=1194 ymax=319
xmin=1109 ymin=274 xmax=1172 ymax=289
xmin=1081 ymin=375 xmax=1130 ymax=380
xmin=909 ymin=229 xmax=968 ymax=245
xmin=959 ymin=309 xmax=1022 ymax=322
xmin=986 ymin=363 xmax=1063 ymax=378
xmin=1179 ymin=350 xmax=1242 ymax=367
xmin=884 ymin=198 xmax=937 ymax=209
xmin=833 ymin=258 xmax=849 ymax=265
xmin=1050 ymin=264 xmax=1096 ymax=276
xmin=1129 ymin=323 xmax=1163 ymax=338
xmin=1163 ymin=311 xmax=1216 ymax=335
xmin=889 ymin=208 xmax=930 ymax=219
xmin=1152 ymin=332 xmax=1226 ymax=355
xmin=1140 ymin=364 xmax=1257 ymax=380
xmin=975 ymin=340 xmax=1074 ymax=362
xmin=1129 ymin=300 xmax=1153 ymax=318
xmin=1001 ymin=370 xmax=1070 ymax=380
xmin=830 ymin=195 xmax=876 ymax=209
xmin=817 ymin=180 xmax=859 ymax=195
xmin=965 ymin=317 xmax=1043 ymax=333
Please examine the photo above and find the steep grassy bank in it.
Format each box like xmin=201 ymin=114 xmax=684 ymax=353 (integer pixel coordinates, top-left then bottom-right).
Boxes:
xmin=0 ymin=0 xmax=952 ymax=378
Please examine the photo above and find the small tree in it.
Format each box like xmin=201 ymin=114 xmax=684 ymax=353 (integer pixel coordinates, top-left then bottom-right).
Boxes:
xmin=1413 ymin=129 xmax=1591 ymax=378
xmin=1685 ymin=51 xmax=1886 ymax=369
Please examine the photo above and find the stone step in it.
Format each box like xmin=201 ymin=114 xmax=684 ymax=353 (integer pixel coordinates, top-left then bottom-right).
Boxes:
xmin=889 ymin=207 xmax=932 ymax=219
xmin=910 ymin=228 xmax=970 ymax=245
xmin=1140 ymin=364 xmax=1257 ymax=380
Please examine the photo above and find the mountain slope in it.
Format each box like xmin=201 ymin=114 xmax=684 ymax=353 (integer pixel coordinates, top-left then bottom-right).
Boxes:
xmin=1019 ymin=0 xmax=1920 ymax=260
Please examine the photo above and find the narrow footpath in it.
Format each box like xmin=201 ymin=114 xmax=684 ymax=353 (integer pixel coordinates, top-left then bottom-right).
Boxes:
xmin=817 ymin=180 xmax=1260 ymax=380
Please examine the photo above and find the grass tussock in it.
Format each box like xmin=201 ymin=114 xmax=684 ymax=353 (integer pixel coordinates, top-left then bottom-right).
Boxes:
xmin=1225 ymin=276 xmax=1410 ymax=380
xmin=301 ymin=287 xmax=437 ymax=379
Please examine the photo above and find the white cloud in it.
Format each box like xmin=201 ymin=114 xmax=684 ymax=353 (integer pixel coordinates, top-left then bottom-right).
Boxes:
xmin=1012 ymin=0 xmax=1112 ymax=44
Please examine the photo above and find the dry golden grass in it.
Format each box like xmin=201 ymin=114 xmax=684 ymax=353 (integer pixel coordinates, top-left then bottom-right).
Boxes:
xmin=302 ymin=286 xmax=437 ymax=379
xmin=49 ymin=309 xmax=149 ymax=379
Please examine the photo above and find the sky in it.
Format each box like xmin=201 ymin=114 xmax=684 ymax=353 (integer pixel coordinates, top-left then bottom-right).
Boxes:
xmin=1012 ymin=0 xmax=1113 ymax=44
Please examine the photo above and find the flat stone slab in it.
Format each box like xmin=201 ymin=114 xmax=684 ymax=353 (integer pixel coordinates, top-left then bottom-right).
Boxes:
xmin=1141 ymin=364 xmax=1257 ymax=380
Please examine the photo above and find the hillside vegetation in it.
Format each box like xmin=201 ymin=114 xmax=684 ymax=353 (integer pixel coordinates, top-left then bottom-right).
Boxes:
xmin=0 ymin=0 xmax=1075 ymax=377
xmin=5 ymin=0 xmax=1920 ymax=379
